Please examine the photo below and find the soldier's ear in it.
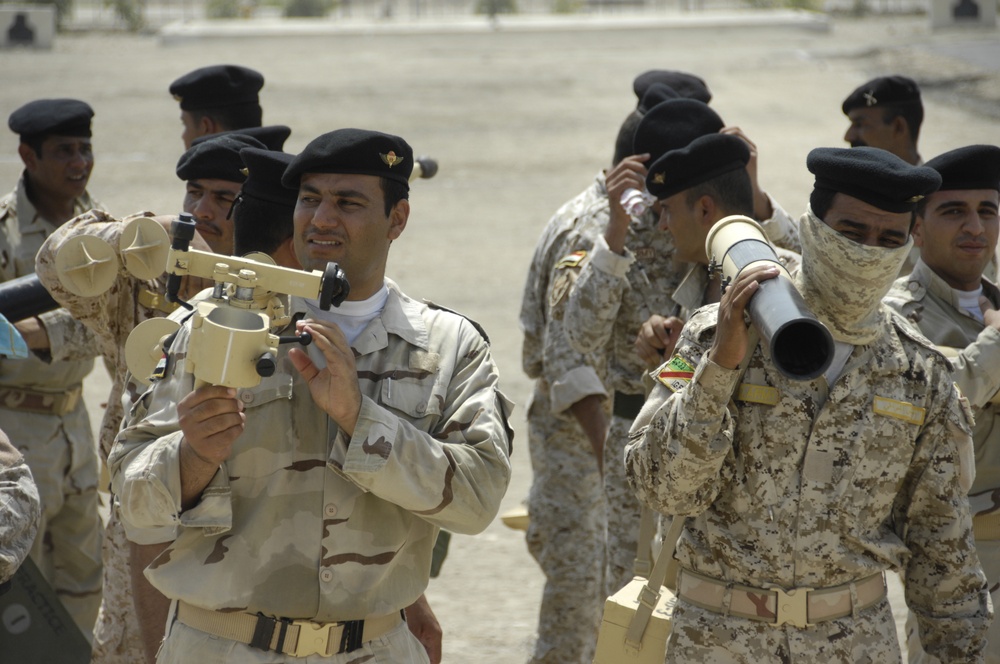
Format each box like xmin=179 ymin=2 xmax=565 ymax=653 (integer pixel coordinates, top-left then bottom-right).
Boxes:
xmin=911 ymin=216 xmax=925 ymax=248
xmin=17 ymin=143 xmax=37 ymax=171
xmin=387 ymin=199 xmax=409 ymax=241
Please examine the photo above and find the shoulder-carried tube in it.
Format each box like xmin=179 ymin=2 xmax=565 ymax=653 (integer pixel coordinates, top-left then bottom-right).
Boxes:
xmin=0 ymin=274 xmax=58 ymax=322
xmin=706 ymin=215 xmax=833 ymax=381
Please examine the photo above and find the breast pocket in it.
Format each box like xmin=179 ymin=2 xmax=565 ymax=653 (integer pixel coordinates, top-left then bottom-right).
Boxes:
xmin=379 ymin=373 xmax=443 ymax=424
xmin=227 ymin=371 xmax=303 ymax=480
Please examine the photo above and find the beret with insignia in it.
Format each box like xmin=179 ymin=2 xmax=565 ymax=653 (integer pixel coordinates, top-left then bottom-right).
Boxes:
xmin=636 ymin=83 xmax=680 ymax=115
xmin=170 ymin=65 xmax=264 ymax=111
xmin=238 ymin=147 xmax=297 ymax=208
xmin=282 ymin=128 xmax=413 ymax=188
xmin=176 ymin=133 xmax=266 ymax=183
xmin=633 ymin=70 xmax=712 ymax=104
xmin=192 ymin=125 xmax=292 ymax=152
xmin=924 ymin=144 xmax=1000 ymax=193
xmin=233 ymin=148 xmax=297 ymax=256
xmin=8 ymin=98 xmax=93 ymax=141
xmin=633 ymin=98 xmax=724 ymax=162
xmin=808 ymin=146 xmax=941 ymax=214
xmin=646 ymin=133 xmax=750 ymax=200
xmin=842 ymin=75 xmax=922 ymax=115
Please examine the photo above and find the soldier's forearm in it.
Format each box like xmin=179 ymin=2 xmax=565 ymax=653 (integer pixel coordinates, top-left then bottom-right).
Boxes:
xmin=129 ymin=540 xmax=172 ymax=664
xmin=569 ymin=394 xmax=608 ymax=473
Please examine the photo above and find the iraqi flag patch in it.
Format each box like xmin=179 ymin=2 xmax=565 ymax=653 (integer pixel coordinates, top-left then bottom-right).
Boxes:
xmin=657 ymin=355 xmax=695 ymax=392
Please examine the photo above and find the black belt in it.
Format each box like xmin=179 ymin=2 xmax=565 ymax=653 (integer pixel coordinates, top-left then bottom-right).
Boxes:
xmin=613 ymin=391 xmax=645 ymax=420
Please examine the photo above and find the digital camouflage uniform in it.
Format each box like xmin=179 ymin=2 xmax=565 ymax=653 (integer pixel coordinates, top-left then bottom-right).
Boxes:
xmin=564 ymin=202 xmax=802 ymax=595
xmin=561 ymin=204 xmax=686 ymax=596
xmin=0 ymin=426 xmax=41 ymax=586
xmin=35 ymin=209 xmax=169 ymax=663
xmin=521 ymin=173 xmax=611 ymax=663
xmin=109 ymin=280 xmax=513 ymax=661
xmin=885 ymin=259 xmax=1000 ymax=663
xmin=625 ymin=302 xmax=990 ymax=663
xmin=0 ymin=174 xmax=103 ymax=637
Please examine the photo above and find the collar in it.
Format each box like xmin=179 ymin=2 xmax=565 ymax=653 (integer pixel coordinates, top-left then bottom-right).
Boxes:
xmin=14 ymin=172 xmax=94 ymax=235
xmin=290 ymin=278 xmax=429 ymax=355
xmin=673 ymin=264 xmax=709 ymax=314
xmin=909 ymin=257 xmax=1000 ymax=315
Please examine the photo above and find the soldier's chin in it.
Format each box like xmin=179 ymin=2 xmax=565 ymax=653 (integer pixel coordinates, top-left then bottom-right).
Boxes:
xmin=850 ymin=140 xmax=868 ymax=148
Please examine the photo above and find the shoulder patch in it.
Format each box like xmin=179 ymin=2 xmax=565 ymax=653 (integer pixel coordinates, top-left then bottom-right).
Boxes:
xmin=888 ymin=309 xmax=945 ymax=361
xmin=424 ymin=300 xmax=491 ymax=345
xmin=656 ymin=354 xmax=696 ymax=392
xmin=554 ymin=250 xmax=587 ymax=270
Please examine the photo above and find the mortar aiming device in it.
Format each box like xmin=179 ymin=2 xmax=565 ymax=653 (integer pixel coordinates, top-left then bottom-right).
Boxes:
xmin=56 ymin=213 xmax=349 ymax=389
xmin=705 ymin=215 xmax=833 ymax=381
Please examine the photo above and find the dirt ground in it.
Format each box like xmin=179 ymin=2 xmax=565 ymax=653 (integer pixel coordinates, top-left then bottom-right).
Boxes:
xmin=1 ymin=13 xmax=998 ymax=661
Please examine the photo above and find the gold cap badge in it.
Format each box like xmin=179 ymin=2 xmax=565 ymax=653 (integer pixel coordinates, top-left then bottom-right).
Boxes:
xmin=380 ymin=151 xmax=405 ymax=168
xmin=906 ymin=194 xmax=925 ymax=203
xmin=240 ymin=167 xmax=249 ymax=176
xmin=652 ymin=172 xmax=666 ymax=185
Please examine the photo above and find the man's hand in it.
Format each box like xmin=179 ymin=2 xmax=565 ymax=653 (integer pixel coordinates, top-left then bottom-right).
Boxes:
xmin=635 ymin=314 xmax=684 ymax=369
xmin=708 ymin=264 xmax=779 ymax=370
xmin=287 ymin=319 xmax=363 ymax=436
xmin=177 ymin=384 xmax=244 ymax=508
xmin=720 ymin=126 xmax=772 ymax=221
xmin=604 ymin=154 xmax=651 ymax=255
xmin=404 ymin=593 xmax=442 ymax=664
xmin=13 ymin=316 xmax=49 ymax=350
xmin=982 ymin=296 xmax=1000 ymax=331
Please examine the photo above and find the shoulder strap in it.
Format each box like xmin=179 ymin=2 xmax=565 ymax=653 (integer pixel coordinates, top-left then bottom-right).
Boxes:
xmin=624 ymin=516 xmax=684 ymax=650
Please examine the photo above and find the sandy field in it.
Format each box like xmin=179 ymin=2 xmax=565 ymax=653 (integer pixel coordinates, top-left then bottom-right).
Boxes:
xmin=1 ymin=12 xmax=998 ymax=661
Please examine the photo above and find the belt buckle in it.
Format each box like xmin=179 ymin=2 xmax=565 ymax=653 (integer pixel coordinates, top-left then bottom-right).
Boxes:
xmin=291 ymin=620 xmax=337 ymax=657
xmin=773 ymin=586 xmax=813 ymax=628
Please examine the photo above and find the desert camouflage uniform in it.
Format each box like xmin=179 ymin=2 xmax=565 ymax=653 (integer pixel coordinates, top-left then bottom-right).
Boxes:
xmin=521 ymin=174 xmax=611 ymax=663
xmin=625 ymin=302 xmax=990 ymax=663
xmin=35 ymin=209 xmax=168 ymax=663
xmin=564 ymin=203 xmax=803 ymax=595
xmin=885 ymin=259 xmax=1000 ymax=663
xmin=0 ymin=427 xmax=41 ymax=585
xmin=561 ymin=205 xmax=686 ymax=596
xmin=109 ymin=280 xmax=513 ymax=659
xmin=0 ymin=175 xmax=103 ymax=636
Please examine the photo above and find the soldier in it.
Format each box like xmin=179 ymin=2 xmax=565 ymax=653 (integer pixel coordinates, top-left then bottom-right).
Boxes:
xmin=520 ymin=72 xmax=707 ymax=664
xmin=35 ymin=132 xmax=262 ymax=664
xmin=109 ymin=128 xmax=513 ymax=662
xmin=561 ymin=97 xmax=798 ymax=597
xmin=626 ymin=146 xmax=990 ymax=662
xmin=169 ymin=64 xmax=266 ymax=148
xmin=842 ymin=75 xmax=923 ymax=166
xmin=0 ymin=314 xmax=40 ymax=591
xmin=1 ymin=98 xmax=104 ymax=637
xmin=883 ymin=144 xmax=1000 ymax=663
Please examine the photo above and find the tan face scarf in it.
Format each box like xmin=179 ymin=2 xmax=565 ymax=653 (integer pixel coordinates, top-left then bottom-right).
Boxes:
xmin=793 ymin=207 xmax=911 ymax=345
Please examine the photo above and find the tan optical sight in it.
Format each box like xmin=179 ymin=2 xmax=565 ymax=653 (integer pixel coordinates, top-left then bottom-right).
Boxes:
xmin=706 ymin=215 xmax=833 ymax=381
xmin=56 ymin=213 xmax=349 ymax=388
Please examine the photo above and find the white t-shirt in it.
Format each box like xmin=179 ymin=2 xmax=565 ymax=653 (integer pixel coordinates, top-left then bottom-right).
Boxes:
xmin=303 ymin=283 xmax=389 ymax=367
xmin=955 ymin=285 xmax=985 ymax=323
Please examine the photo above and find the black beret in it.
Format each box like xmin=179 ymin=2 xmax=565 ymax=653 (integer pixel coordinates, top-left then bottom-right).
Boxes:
xmin=282 ymin=128 xmax=413 ymax=188
xmin=192 ymin=125 xmax=292 ymax=152
xmin=842 ymin=75 xmax=922 ymax=115
xmin=633 ymin=70 xmax=711 ymax=104
xmin=170 ymin=65 xmax=264 ymax=112
xmin=633 ymin=99 xmax=724 ymax=162
xmin=176 ymin=134 xmax=266 ymax=183
xmin=646 ymin=133 xmax=750 ymax=200
xmin=238 ymin=147 xmax=297 ymax=209
xmin=807 ymin=146 xmax=941 ymax=213
xmin=924 ymin=144 xmax=1000 ymax=192
xmin=8 ymin=99 xmax=93 ymax=140
xmin=636 ymin=83 xmax=680 ymax=115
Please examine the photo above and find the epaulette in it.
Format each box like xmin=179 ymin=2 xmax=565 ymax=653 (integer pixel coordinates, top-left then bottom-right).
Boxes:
xmin=424 ymin=300 xmax=491 ymax=345
xmin=888 ymin=308 xmax=949 ymax=363
xmin=683 ymin=303 xmax=722 ymax=345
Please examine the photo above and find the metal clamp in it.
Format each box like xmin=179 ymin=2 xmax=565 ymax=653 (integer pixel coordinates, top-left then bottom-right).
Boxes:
xmin=773 ymin=586 xmax=813 ymax=628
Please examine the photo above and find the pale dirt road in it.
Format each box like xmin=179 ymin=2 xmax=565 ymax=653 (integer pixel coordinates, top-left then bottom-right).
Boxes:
xmin=1 ymin=13 xmax=997 ymax=662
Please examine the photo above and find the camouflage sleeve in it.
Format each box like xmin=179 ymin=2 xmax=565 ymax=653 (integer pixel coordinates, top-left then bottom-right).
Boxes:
xmin=340 ymin=318 xmax=513 ymax=536
xmin=34 ymin=307 xmax=100 ymax=362
xmin=898 ymin=372 xmax=991 ymax=661
xmin=109 ymin=325 xmax=229 ymax=545
xmin=624 ymin=307 xmax=740 ymax=516
xmin=758 ymin=195 xmax=801 ymax=254
xmin=564 ymin=234 xmax=634 ymax=355
xmin=542 ymin=244 xmax=607 ymax=415
xmin=36 ymin=210 xmax=155 ymax=356
xmin=0 ymin=428 xmax=41 ymax=584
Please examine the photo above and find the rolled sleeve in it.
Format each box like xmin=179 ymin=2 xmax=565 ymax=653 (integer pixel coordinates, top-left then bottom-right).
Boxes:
xmin=589 ymin=234 xmax=635 ymax=279
xmin=549 ymin=365 xmax=608 ymax=415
